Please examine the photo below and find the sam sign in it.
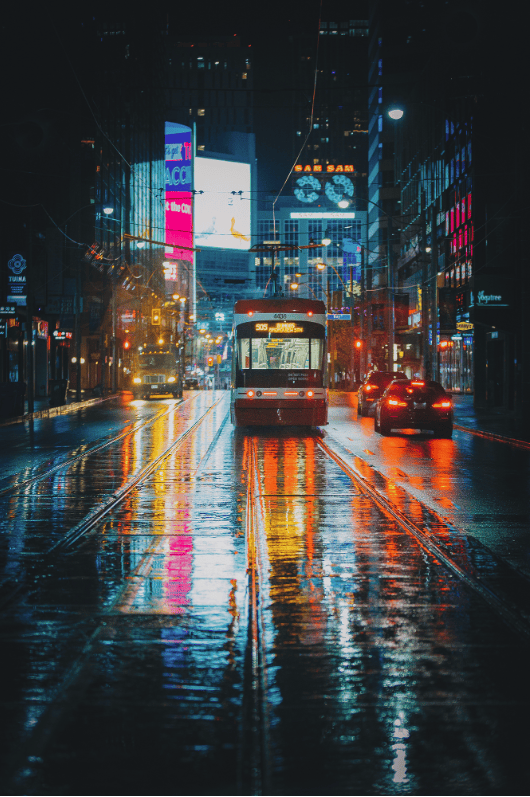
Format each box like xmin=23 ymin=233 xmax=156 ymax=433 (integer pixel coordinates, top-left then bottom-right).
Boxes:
xmin=165 ymin=122 xmax=193 ymax=263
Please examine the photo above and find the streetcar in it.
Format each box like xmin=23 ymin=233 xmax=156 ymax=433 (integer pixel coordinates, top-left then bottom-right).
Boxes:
xmin=231 ymin=298 xmax=328 ymax=427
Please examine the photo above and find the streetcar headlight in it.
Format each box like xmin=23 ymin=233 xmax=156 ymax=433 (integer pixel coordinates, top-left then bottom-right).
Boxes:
xmin=168 ymin=376 xmax=176 ymax=383
xmin=133 ymin=377 xmax=141 ymax=384
xmin=307 ymin=390 xmax=314 ymax=398
xmin=247 ymin=390 xmax=255 ymax=397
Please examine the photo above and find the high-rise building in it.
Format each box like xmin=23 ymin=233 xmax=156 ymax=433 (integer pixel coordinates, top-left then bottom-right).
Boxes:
xmin=367 ymin=0 xmax=529 ymax=425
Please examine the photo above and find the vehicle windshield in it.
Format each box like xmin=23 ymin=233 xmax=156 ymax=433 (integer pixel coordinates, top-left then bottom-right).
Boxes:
xmin=237 ymin=337 xmax=324 ymax=371
xmin=139 ymin=354 xmax=176 ymax=370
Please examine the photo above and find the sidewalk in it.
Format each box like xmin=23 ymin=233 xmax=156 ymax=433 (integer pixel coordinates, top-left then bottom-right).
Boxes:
xmin=451 ymin=394 xmax=530 ymax=447
xmin=0 ymin=391 xmax=119 ymax=427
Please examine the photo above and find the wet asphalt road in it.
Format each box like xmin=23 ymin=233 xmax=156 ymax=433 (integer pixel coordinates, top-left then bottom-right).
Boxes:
xmin=0 ymin=391 xmax=529 ymax=795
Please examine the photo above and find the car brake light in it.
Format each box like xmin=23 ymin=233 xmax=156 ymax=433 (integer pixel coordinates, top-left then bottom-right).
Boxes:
xmin=432 ymin=400 xmax=452 ymax=408
xmin=411 ymin=380 xmax=425 ymax=386
xmin=388 ymin=398 xmax=407 ymax=407
xmin=364 ymin=384 xmax=376 ymax=391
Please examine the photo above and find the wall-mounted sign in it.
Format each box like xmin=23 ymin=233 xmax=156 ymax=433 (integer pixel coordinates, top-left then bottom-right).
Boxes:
xmin=456 ymin=321 xmax=474 ymax=331
xmin=291 ymin=169 xmax=355 ymax=206
xmin=0 ymin=305 xmax=16 ymax=316
xmin=6 ymin=253 xmax=27 ymax=306
xmin=53 ymin=330 xmax=72 ymax=340
xmin=471 ymin=277 xmax=512 ymax=309
xmin=165 ymin=121 xmax=193 ymax=263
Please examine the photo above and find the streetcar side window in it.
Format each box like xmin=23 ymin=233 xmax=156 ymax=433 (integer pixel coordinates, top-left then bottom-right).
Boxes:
xmin=238 ymin=338 xmax=250 ymax=369
xmin=310 ymin=339 xmax=324 ymax=369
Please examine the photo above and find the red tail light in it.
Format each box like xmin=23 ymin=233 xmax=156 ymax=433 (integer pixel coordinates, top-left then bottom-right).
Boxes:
xmin=432 ymin=399 xmax=452 ymax=409
xmin=411 ymin=380 xmax=425 ymax=386
xmin=364 ymin=383 xmax=376 ymax=392
xmin=387 ymin=398 xmax=407 ymax=407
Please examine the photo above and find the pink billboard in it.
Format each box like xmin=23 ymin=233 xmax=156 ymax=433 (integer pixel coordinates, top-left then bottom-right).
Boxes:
xmin=165 ymin=122 xmax=193 ymax=263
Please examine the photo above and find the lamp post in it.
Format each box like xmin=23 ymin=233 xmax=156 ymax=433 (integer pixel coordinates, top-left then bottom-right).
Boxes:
xmin=103 ymin=206 xmax=121 ymax=393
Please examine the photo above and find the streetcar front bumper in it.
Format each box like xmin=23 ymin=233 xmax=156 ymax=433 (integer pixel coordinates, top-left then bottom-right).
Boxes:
xmin=232 ymin=388 xmax=328 ymax=426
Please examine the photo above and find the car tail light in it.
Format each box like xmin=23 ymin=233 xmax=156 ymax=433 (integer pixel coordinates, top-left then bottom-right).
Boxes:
xmin=432 ymin=399 xmax=452 ymax=409
xmin=247 ymin=390 xmax=255 ymax=397
xmin=364 ymin=384 xmax=376 ymax=391
xmin=387 ymin=398 xmax=407 ymax=407
xmin=411 ymin=380 xmax=425 ymax=387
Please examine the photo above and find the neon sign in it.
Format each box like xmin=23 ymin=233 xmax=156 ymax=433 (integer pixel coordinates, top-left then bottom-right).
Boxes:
xmin=294 ymin=165 xmax=354 ymax=173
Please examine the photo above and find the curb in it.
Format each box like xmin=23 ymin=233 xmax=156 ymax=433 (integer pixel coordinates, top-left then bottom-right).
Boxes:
xmin=0 ymin=394 xmax=119 ymax=428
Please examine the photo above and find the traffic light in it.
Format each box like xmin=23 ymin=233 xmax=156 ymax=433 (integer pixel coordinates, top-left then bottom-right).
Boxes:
xmin=151 ymin=308 xmax=161 ymax=325
xmin=207 ymin=356 xmax=214 ymax=367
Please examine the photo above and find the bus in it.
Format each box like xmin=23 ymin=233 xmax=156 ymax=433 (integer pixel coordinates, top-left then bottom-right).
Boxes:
xmin=231 ymin=298 xmax=328 ymax=427
xmin=132 ymin=344 xmax=183 ymax=400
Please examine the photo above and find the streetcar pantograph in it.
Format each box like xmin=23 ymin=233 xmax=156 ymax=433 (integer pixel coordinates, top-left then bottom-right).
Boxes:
xmin=231 ymin=298 xmax=328 ymax=427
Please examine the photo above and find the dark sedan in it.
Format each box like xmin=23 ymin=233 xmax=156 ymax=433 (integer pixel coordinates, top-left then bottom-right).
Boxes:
xmin=374 ymin=379 xmax=453 ymax=437
xmin=357 ymin=370 xmax=407 ymax=416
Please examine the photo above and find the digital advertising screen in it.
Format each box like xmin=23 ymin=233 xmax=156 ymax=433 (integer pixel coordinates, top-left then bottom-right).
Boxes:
xmin=194 ymin=158 xmax=251 ymax=251
xmin=165 ymin=122 xmax=193 ymax=263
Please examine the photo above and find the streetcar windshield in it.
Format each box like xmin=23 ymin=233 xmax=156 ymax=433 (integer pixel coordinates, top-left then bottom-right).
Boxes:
xmin=237 ymin=337 xmax=323 ymax=371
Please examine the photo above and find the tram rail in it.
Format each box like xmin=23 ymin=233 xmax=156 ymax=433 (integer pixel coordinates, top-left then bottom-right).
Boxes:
xmin=317 ymin=435 xmax=530 ymax=639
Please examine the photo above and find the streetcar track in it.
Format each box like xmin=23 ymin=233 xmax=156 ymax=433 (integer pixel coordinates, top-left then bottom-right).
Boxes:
xmin=4 ymin=397 xmax=231 ymax=791
xmin=48 ymin=397 xmax=224 ymax=552
xmin=317 ymin=435 xmax=530 ymax=640
xmin=242 ymin=437 xmax=271 ymax=796
xmin=0 ymin=398 xmax=191 ymax=498
xmin=0 ymin=397 xmax=225 ymax=609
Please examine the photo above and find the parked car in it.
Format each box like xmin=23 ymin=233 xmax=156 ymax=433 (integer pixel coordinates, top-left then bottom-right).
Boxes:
xmin=357 ymin=370 xmax=407 ymax=416
xmin=184 ymin=378 xmax=201 ymax=390
xmin=374 ymin=379 xmax=453 ymax=437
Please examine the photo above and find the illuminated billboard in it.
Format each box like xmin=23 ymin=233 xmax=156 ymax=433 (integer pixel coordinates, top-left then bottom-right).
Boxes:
xmin=194 ymin=158 xmax=251 ymax=250
xmin=165 ymin=122 xmax=193 ymax=263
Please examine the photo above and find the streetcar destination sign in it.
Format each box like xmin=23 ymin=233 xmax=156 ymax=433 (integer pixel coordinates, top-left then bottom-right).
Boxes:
xmin=255 ymin=322 xmax=303 ymax=334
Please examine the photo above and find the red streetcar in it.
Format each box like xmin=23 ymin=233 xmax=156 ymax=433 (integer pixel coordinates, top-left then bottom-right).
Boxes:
xmin=230 ymin=298 xmax=328 ymax=427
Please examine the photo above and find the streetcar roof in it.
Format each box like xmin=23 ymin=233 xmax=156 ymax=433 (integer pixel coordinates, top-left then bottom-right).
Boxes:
xmin=233 ymin=298 xmax=326 ymax=314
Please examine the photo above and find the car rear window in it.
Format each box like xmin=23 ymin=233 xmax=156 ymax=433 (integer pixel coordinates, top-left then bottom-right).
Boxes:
xmin=389 ymin=384 xmax=445 ymax=400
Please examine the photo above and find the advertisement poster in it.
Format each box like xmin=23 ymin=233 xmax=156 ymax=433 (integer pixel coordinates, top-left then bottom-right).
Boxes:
xmin=165 ymin=122 xmax=193 ymax=263
xmin=194 ymin=158 xmax=251 ymax=251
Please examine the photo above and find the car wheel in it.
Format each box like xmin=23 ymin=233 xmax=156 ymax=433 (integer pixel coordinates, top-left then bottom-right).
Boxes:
xmin=435 ymin=421 xmax=453 ymax=438
xmin=379 ymin=414 xmax=392 ymax=436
